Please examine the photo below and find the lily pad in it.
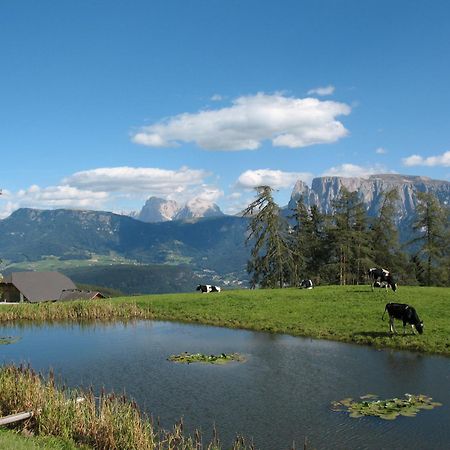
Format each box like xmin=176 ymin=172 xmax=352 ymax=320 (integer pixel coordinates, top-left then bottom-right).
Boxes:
xmin=0 ymin=336 xmax=21 ymax=345
xmin=331 ymin=394 xmax=441 ymax=420
xmin=167 ymin=352 xmax=245 ymax=365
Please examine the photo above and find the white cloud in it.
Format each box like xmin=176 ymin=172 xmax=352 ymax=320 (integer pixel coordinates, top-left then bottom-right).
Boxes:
xmin=63 ymin=166 xmax=210 ymax=195
xmin=307 ymin=85 xmax=335 ymax=96
xmin=322 ymin=163 xmax=389 ymax=178
xmin=402 ymin=150 xmax=450 ymax=167
xmin=2 ymin=185 xmax=109 ymax=214
xmin=211 ymin=94 xmax=223 ymax=101
xmin=0 ymin=166 xmax=220 ymax=218
xmin=132 ymin=92 xmax=350 ymax=151
xmin=236 ymin=169 xmax=313 ymax=189
xmin=375 ymin=147 xmax=387 ymax=154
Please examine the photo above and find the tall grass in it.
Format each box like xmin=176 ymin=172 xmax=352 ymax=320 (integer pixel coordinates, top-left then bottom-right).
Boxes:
xmin=0 ymin=365 xmax=254 ymax=450
xmin=0 ymin=301 xmax=151 ymax=322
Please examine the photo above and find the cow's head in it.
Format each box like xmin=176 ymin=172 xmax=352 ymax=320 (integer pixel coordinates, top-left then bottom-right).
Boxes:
xmin=415 ymin=321 xmax=424 ymax=334
xmin=196 ymin=285 xmax=201 ymax=291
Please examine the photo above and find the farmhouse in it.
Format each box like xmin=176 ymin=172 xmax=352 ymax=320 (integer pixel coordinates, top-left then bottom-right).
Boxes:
xmin=0 ymin=271 xmax=104 ymax=303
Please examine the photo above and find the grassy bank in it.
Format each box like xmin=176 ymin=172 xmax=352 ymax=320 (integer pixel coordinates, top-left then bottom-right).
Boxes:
xmin=1 ymin=286 xmax=449 ymax=355
xmin=0 ymin=365 xmax=252 ymax=450
xmin=0 ymin=428 xmax=82 ymax=450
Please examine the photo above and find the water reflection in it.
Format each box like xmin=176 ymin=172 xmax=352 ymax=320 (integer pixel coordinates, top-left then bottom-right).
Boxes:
xmin=1 ymin=320 xmax=449 ymax=450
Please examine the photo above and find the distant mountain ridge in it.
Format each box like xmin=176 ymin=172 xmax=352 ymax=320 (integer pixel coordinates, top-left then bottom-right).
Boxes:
xmin=0 ymin=174 xmax=448 ymax=290
xmin=288 ymin=174 xmax=449 ymax=225
xmin=137 ymin=196 xmax=224 ymax=223
xmin=0 ymin=208 xmax=249 ymax=282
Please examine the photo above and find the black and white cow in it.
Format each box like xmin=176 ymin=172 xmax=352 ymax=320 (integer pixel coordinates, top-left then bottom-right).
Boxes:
xmin=382 ymin=303 xmax=424 ymax=335
xmin=300 ymin=279 xmax=314 ymax=289
xmin=196 ymin=284 xmax=221 ymax=293
xmin=368 ymin=267 xmax=397 ymax=292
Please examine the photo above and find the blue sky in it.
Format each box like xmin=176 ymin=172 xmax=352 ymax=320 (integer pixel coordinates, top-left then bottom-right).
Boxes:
xmin=1 ymin=0 xmax=449 ymax=217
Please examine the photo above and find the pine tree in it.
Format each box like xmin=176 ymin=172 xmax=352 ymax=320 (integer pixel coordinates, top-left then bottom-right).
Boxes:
xmin=289 ymin=196 xmax=310 ymax=285
xmin=243 ymin=186 xmax=293 ymax=288
xmin=370 ymin=188 xmax=403 ymax=271
xmin=329 ymin=188 xmax=372 ymax=285
xmin=409 ymin=192 xmax=448 ymax=286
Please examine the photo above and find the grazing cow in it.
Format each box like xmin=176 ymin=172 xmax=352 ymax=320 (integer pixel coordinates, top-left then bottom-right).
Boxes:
xmin=368 ymin=267 xmax=397 ymax=292
xmin=373 ymin=281 xmax=388 ymax=288
xmin=196 ymin=284 xmax=221 ymax=293
xmin=300 ymin=279 xmax=314 ymax=289
xmin=382 ymin=303 xmax=424 ymax=335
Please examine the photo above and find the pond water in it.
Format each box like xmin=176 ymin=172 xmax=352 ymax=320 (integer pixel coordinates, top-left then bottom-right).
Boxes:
xmin=1 ymin=320 xmax=449 ymax=450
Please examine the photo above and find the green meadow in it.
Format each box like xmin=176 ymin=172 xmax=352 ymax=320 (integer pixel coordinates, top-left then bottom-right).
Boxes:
xmin=1 ymin=285 xmax=449 ymax=356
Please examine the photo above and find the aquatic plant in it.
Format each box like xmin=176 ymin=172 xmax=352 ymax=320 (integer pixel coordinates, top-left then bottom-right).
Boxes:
xmin=167 ymin=352 xmax=245 ymax=364
xmin=0 ymin=336 xmax=20 ymax=345
xmin=331 ymin=393 xmax=442 ymax=420
xmin=0 ymin=364 xmax=255 ymax=449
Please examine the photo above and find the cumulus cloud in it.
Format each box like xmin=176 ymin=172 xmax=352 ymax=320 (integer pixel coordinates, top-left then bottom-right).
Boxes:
xmin=0 ymin=166 xmax=221 ymax=218
xmin=402 ymin=150 xmax=450 ymax=167
xmin=322 ymin=163 xmax=390 ymax=178
xmin=63 ymin=166 xmax=210 ymax=195
xmin=307 ymin=85 xmax=335 ymax=96
xmin=236 ymin=169 xmax=313 ymax=190
xmin=211 ymin=94 xmax=223 ymax=101
xmin=132 ymin=92 xmax=350 ymax=151
xmin=375 ymin=147 xmax=387 ymax=154
xmin=0 ymin=185 xmax=109 ymax=217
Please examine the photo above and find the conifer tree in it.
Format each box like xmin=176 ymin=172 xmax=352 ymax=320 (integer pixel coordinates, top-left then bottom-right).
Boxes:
xmin=244 ymin=186 xmax=293 ymax=288
xmin=370 ymin=188 xmax=403 ymax=271
xmin=329 ymin=188 xmax=372 ymax=285
xmin=409 ymin=192 xmax=448 ymax=286
xmin=290 ymin=196 xmax=310 ymax=285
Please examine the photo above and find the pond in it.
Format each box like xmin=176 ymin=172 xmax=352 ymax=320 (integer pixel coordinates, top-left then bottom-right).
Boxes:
xmin=1 ymin=320 xmax=449 ymax=449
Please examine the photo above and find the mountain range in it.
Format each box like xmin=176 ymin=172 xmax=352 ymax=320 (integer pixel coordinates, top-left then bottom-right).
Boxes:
xmin=136 ymin=197 xmax=224 ymax=223
xmin=0 ymin=174 xmax=448 ymax=292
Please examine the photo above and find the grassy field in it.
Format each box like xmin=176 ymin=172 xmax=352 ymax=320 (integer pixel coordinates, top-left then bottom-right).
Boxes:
xmin=0 ymin=429 xmax=82 ymax=450
xmin=1 ymin=285 xmax=449 ymax=356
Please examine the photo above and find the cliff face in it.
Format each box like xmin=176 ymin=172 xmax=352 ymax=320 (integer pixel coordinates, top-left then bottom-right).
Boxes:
xmin=138 ymin=197 xmax=181 ymax=223
xmin=288 ymin=174 xmax=450 ymax=223
xmin=137 ymin=197 xmax=224 ymax=223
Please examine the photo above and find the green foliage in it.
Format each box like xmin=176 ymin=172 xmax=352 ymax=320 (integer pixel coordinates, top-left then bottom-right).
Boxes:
xmin=409 ymin=192 xmax=449 ymax=286
xmin=0 ymin=428 xmax=83 ymax=450
xmin=244 ymin=186 xmax=293 ymax=288
xmin=167 ymin=352 xmax=245 ymax=364
xmin=290 ymin=198 xmax=329 ymax=285
xmin=370 ymin=189 xmax=403 ymax=272
xmin=328 ymin=188 xmax=373 ymax=285
xmin=331 ymin=393 xmax=442 ymax=420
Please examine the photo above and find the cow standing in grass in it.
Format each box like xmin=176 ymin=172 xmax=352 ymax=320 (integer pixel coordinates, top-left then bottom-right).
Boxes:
xmin=196 ymin=284 xmax=221 ymax=293
xmin=300 ymin=279 xmax=314 ymax=289
xmin=368 ymin=268 xmax=397 ymax=292
xmin=382 ymin=303 xmax=424 ymax=335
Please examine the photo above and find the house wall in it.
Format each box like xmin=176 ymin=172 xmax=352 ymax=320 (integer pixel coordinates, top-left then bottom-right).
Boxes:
xmin=1 ymin=285 xmax=22 ymax=302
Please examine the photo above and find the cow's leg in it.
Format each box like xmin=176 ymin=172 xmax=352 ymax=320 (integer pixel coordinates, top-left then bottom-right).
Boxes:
xmin=389 ymin=317 xmax=396 ymax=334
xmin=411 ymin=324 xmax=418 ymax=335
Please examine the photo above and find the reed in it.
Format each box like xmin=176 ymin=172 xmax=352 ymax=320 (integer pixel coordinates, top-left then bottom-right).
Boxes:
xmin=0 ymin=365 xmax=253 ymax=450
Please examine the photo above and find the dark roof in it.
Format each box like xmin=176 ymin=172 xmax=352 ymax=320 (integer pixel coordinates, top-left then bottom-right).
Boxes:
xmin=59 ymin=289 xmax=106 ymax=302
xmin=2 ymin=272 xmax=77 ymax=303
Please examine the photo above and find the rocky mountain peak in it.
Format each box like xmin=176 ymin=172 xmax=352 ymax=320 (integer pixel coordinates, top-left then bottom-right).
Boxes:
xmin=288 ymin=174 xmax=450 ymax=220
xmin=137 ymin=197 xmax=224 ymax=223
